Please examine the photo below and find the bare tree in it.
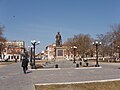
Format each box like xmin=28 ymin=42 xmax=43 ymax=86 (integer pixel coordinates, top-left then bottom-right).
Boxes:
xmin=0 ymin=25 xmax=6 ymax=42
xmin=97 ymin=33 xmax=111 ymax=57
xmin=97 ymin=24 xmax=120 ymax=60
xmin=111 ymin=24 xmax=120 ymax=46
xmin=64 ymin=34 xmax=93 ymax=58
xmin=110 ymin=24 xmax=120 ymax=59
xmin=0 ymin=25 xmax=7 ymax=59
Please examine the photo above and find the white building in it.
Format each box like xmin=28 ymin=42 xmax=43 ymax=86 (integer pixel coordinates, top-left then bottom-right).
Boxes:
xmin=46 ymin=44 xmax=56 ymax=60
xmin=1 ymin=41 xmax=25 ymax=61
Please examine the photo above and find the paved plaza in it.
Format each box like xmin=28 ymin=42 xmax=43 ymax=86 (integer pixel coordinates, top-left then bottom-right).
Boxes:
xmin=0 ymin=61 xmax=120 ymax=90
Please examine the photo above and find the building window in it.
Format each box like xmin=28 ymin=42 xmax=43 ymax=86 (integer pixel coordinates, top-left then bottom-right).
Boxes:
xmin=17 ymin=56 xmax=19 ymax=59
xmin=8 ymin=56 xmax=10 ymax=59
xmin=11 ymin=56 xmax=13 ymax=59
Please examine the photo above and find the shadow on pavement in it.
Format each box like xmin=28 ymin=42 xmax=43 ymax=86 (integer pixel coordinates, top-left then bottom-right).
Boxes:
xmin=26 ymin=71 xmax=32 ymax=74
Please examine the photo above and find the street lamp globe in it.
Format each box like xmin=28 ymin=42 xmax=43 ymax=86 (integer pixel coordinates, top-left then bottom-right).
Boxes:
xmin=92 ymin=41 xmax=102 ymax=45
xmin=73 ymin=46 xmax=77 ymax=49
xmin=31 ymin=40 xmax=36 ymax=44
xmin=37 ymin=41 xmax=40 ymax=44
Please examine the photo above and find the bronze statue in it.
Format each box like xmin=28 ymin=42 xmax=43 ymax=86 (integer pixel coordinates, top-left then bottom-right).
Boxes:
xmin=56 ymin=32 xmax=62 ymax=47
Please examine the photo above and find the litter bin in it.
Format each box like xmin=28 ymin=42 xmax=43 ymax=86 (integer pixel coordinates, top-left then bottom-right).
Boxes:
xmin=86 ymin=62 xmax=88 ymax=66
xmin=55 ymin=64 xmax=58 ymax=68
xmin=76 ymin=63 xmax=79 ymax=67
xmin=80 ymin=62 xmax=82 ymax=66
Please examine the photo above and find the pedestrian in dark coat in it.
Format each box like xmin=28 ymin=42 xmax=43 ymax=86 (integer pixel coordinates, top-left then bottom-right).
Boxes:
xmin=21 ymin=52 xmax=29 ymax=74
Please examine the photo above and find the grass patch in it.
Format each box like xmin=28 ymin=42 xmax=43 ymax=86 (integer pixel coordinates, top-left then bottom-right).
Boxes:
xmin=35 ymin=80 xmax=120 ymax=90
xmin=35 ymin=64 xmax=44 ymax=68
xmin=35 ymin=60 xmax=50 ymax=69
xmin=35 ymin=60 xmax=49 ymax=63
xmin=0 ymin=61 xmax=15 ymax=65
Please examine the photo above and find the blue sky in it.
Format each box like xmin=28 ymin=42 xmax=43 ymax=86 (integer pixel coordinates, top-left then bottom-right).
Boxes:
xmin=0 ymin=0 xmax=120 ymax=53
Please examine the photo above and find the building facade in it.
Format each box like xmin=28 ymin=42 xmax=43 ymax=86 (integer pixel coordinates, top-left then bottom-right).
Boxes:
xmin=1 ymin=41 xmax=25 ymax=61
xmin=46 ymin=43 xmax=56 ymax=60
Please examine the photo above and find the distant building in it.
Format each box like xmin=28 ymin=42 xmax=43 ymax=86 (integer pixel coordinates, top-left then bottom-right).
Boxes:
xmin=46 ymin=43 xmax=56 ymax=60
xmin=45 ymin=43 xmax=78 ymax=61
xmin=2 ymin=40 xmax=25 ymax=61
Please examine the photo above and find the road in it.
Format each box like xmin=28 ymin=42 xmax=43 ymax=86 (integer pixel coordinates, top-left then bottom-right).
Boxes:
xmin=0 ymin=62 xmax=120 ymax=90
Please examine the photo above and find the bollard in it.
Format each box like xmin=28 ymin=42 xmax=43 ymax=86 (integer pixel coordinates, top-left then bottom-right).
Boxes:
xmin=55 ymin=64 xmax=58 ymax=68
xmin=76 ymin=63 xmax=79 ymax=67
xmin=86 ymin=62 xmax=88 ymax=67
xmin=80 ymin=62 xmax=82 ymax=66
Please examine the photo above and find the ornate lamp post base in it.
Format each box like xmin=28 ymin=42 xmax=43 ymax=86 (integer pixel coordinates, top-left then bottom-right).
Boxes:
xmin=95 ymin=64 xmax=100 ymax=67
xmin=30 ymin=63 xmax=36 ymax=69
xmin=31 ymin=65 xmax=36 ymax=69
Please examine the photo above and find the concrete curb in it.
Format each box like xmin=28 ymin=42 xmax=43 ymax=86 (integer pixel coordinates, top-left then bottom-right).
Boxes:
xmin=35 ymin=78 xmax=120 ymax=86
xmin=29 ymin=68 xmax=61 ymax=71
xmin=29 ymin=66 xmax=102 ymax=71
xmin=75 ymin=66 xmax=102 ymax=69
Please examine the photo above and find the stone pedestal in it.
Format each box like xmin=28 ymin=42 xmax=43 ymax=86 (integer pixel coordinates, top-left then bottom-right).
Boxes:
xmin=55 ymin=47 xmax=65 ymax=61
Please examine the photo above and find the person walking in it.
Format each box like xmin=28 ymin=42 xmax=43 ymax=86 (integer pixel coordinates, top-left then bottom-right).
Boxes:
xmin=21 ymin=51 xmax=29 ymax=74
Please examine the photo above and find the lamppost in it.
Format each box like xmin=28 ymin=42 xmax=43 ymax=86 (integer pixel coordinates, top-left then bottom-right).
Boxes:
xmin=92 ymin=41 xmax=102 ymax=67
xmin=118 ymin=46 xmax=120 ymax=59
xmin=0 ymin=43 xmax=3 ymax=60
xmin=28 ymin=46 xmax=33 ymax=68
xmin=0 ymin=42 xmax=4 ymax=60
xmin=67 ymin=49 xmax=70 ymax=60
xmin=31 ymin=40 xmax=40 ymax=69
xmin=71 ymin=46 xmax=77 ymax=63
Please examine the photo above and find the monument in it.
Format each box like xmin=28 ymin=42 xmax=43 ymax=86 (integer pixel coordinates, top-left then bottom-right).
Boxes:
xmin=56 ymin=32 xmax=62 ymax=47
xmin=55 ymin=32 xmax=65 ymax=61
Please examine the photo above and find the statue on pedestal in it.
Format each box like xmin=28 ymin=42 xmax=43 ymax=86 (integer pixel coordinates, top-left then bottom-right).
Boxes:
xmin=56 ymin=32 xmax=62 ymax=47
xmin=55 ymin=32 xmax=64 ymax=60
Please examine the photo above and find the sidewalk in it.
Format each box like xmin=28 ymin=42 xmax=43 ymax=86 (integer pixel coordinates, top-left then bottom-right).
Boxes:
xmin=0 ymin=62 xmax=34 ymax=90
xmin=0 ymin=65 xmax=6 ymax=68
xmin=0 ymin=61 xmax=120 ymax=90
